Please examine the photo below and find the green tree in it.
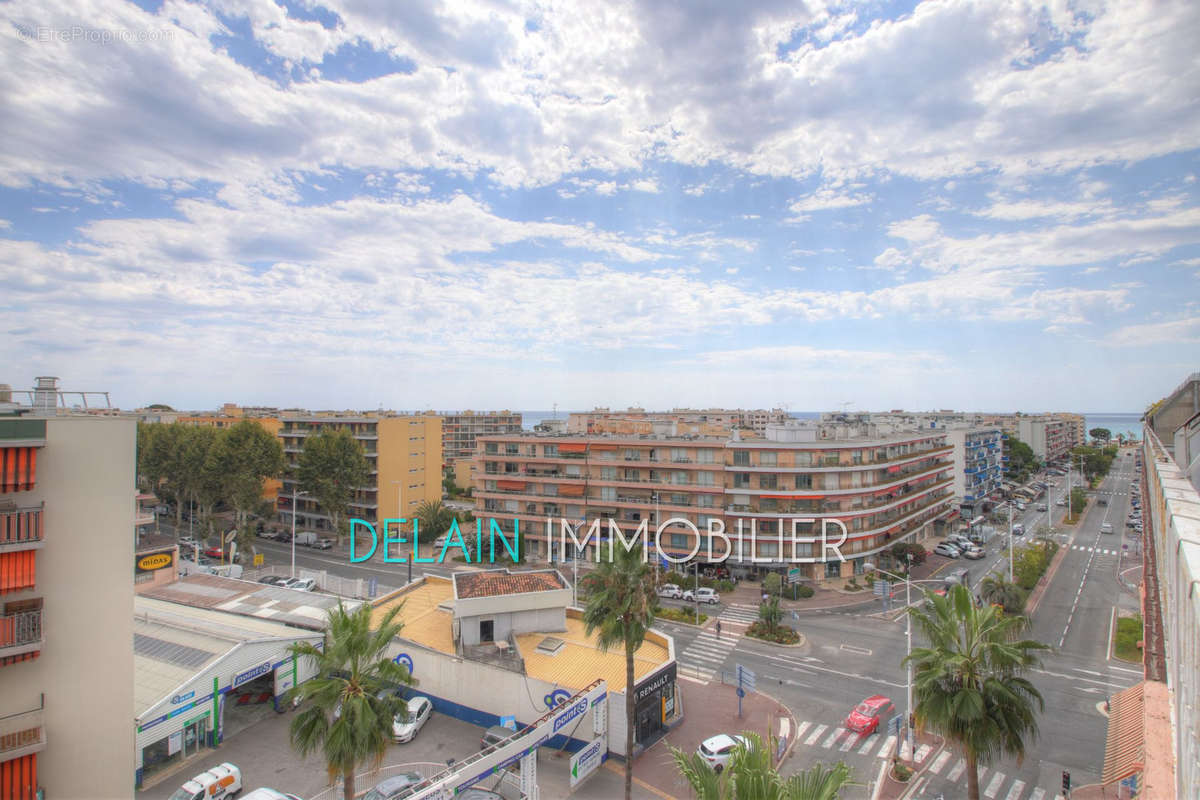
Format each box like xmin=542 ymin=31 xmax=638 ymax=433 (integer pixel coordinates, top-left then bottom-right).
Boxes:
xmin=763 ymin=571 xmax=783 ymax=597
xmin=759 ymin=596 xmax=783 ymax=635
xmin=1089 ymin=427 xmax=1111 ymax=442
xmin=415 ymin=500 xmax=455 ymax=542
xmin=671 ymin=732 xmax=852 ymax=799
xmin=298 ymin=429 xmax=371 ymax=546
xmin=1069 ymin=487 xmax=1087 ymax=516
xmin=580 ymin=542 xmax=656 ymax=800
xmin=1003 ymin=437 xmax=1040 ymax=483
xmin=905 ymin=585 xmax=1049 ymax=800
xmin=979 ymin=573 xmax=1025 ymax=615
xmin=215 ymin=421 xmax=285 ymax=558
xmin=286 ymin=602 xmax=413 ymax=800
xmin=889 ymin=541 xmax=926 ymax=571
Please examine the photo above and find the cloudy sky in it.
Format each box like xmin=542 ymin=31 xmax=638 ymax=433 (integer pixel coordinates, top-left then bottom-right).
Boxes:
xmin=1 ymin=0 xmax=1197 ymax=413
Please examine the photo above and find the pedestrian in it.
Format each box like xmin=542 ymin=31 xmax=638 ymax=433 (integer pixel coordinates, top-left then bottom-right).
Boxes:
xmin=762 ymin=591 xmax=768 ymax=603
xmin=716 ymin=620 xmax=722 ymax=639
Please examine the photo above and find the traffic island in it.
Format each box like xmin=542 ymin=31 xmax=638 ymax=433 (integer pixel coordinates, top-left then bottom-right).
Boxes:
xmin=872 ymin=730 xmax=945 ymax=800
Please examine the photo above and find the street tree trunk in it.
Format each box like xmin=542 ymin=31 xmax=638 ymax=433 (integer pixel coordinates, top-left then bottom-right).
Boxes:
xmin=966 ymin=749 xmax=980 ymax=800
xmin=625 ymin=642 xmax=634 ymax=800
xmin=343 ymin=768 xmax=355 ymax=800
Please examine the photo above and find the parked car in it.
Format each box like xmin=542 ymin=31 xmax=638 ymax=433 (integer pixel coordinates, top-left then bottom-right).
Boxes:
xmin=1011 ymin=523 xmax=1025 ymax=536
xmin=1101 ymin=523 xmax=1114 ymax=534
xmin=282 ymin=577 xmax=317 ymax=592
xmin=204 ymin=546 xmax=226 ymax=558
xmin=241 ymin=790 xmax=304 ymax=800
xmin=946 ymin=534 xmax=972 ymax=550
xmin=697 ymin=733 xmax=749 ymax=773
xmin=312 ymin=538 xmax=334 ymax=550
xmin=962 ymin=546 xmax=985 ymax=560
xmin=481 ymin=724 xmax=513 ymax=751
xmin=845 ymin=695 xmax=895 ymax=735
xmin=1037 ymin=504 xmax=1048 ymax=512
xmin=657 ymin=583 xmax=683 ymax=599
xmin=683 ymin=587 xmax=720 ymax=604
xmin=360 ymin=772 xmax=427 ymax=800
xmin=393 ymin=696 xmax=433 ymax=743
xmin=168 ymin=763 xmax=242 ymax=800
xmin=942 ymin=568 xmax=970 ymax=586
xmin=1098 ymin=498 xmax=1108 ymax=506
xmin=933 ymin=542 xmax=960 ymax=558
xmin=1056 ymin=498 xmax=1066 ymax=507
xmin=258 ymin=575 xmax=288 ymax=586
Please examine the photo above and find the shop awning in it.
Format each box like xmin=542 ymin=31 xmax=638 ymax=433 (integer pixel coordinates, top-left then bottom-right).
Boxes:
xmin=887 ymin=465 xmax=902 ymax=473
xmin=558 ymin=443 xmax=587 ymax=453
xmin=1102 ymin=681 xmax=1146 ymax=785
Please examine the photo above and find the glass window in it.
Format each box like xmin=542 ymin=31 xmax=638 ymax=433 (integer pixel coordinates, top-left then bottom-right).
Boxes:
xmin=825 ymin=560 xmax=841 ymax=577
xmin=485 ymin=442 xmax=498 ymax=454
xmin=795 ymin=474 xmax=812 ymax=489
xmin=733 ymin=473 xmax=750 ymax=488
xmin=759 ymin=451 xmax=777 ymax=466
xmin=733 ymin=450 xmax=750 ymax=466
xmin=601 ymin=466 xmax=617 ymax=480
xmin=505 ymin=443 xmax=519 ymax=455
xmin=696 ymin=449 xmax=715 ymax=464
xmin=544 ymin=444 xmax=558 ymax=457
xmin=600 ymin=486 xmax=617 ymax=501
xmin=760 ymin=474 xmax=778 ymax=490
xmin=794 ymin=452 xmax=812 ymax=466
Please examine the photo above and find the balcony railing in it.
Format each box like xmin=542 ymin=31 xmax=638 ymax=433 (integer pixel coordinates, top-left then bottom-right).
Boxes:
xmin=0 ymin=610 xmax=43 ymax=653
xmin=0 ymin=702 xmax=45 ymax=759
xmin=0 ymin=505 xmax=43 ymax=550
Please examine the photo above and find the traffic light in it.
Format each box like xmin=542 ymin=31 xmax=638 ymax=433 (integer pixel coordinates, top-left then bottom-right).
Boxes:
xmin=1062 ymin=770 xmax=1071 ymax=795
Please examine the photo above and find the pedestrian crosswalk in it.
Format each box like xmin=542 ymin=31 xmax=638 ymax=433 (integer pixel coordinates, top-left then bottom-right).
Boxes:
xmin=718 ymin=603 xmax=761 ymax=624
xmin=923 ymin=750 xmax=1061 ymax=800
xmin=1070 ymin=545 xmax=1118 ymax=555
xmin=677 ymin=627 xmax=740 ymax=681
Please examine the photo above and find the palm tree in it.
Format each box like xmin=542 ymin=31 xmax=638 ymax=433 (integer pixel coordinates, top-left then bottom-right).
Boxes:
xmin=672 ymin=732 xmax=852 ymax=799
xmin=759 ymin=595 xmax=783 ymax=635
xmin=580 ymin=542 xmax=656 ymax=800
xmin=286 ymin=603 xmax=413 ymax=800
xmin=979 ymin=573 xmax=1025 ymax=615
xmin=904 ymin=584 xmax=1049 ymax=800
xmin=415 ymin=500 xmax=455 ymax=543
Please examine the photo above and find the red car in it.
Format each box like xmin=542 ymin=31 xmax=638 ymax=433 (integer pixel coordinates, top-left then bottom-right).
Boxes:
xmin=846 ymin=695 xmax=895 ymax=735
xmin=204 ymin=546 xmax=225 ymax=559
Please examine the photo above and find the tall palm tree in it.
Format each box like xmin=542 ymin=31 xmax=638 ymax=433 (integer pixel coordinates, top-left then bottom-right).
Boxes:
xmin=580 ymin=542 xmax=656 ymax=800
xmin=286 ymin=603 xmax=413 ymax=800
xmin=671 ymin=732 xmax=852 ymax=800
xmin=905 ymin=584 xmax=1049 ymax=800
xmin=759 ymin=596 xmax=784 ymax=635
xmin=979 ymin=573 xmax=1025 ymax=615
xmin=415 ymin=500 xmax=455 ymax=543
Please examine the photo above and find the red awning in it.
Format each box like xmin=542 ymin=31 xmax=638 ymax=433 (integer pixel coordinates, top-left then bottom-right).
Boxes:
xmin=558 ymin=484 xmax=585 ymax=497
xmin=589 ymin=444 xmax=618 ymax=451
xmin=496 ymin=480 xmax=527 ymax=491
xmin=558 ymin=443 xmax=587 ymax=453
xmin=770 ymin=494 xmax=823 ymax=500
xmin=887 ymin=465 xmax=902 ymax=473
xmin=1 ymin=447 xmax=38 ymax=493
xmin=0 ymin=550 xmax=37 ymax=594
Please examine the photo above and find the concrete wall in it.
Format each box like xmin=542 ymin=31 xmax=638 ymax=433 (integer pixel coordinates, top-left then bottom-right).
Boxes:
xmin=459 ymin=607 xmax=566 ymax=646
xmin=0 ymin=417 xmax=136 ymax=800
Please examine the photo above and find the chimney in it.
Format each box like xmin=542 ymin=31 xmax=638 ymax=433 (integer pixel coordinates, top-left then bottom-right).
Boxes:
xmin=33 ymin=376 xmax=59 ymax=414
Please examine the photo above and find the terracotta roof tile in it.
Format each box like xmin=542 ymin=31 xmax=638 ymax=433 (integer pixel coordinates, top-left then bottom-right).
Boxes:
xmin=454 ymin=569 xmax=566 ymax=599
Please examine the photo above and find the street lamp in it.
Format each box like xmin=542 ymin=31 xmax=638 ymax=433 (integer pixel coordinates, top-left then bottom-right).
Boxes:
xmin=291 ymin=485 xmax=311 ymax=579
xmin=865 ymin=557 xmax=913 ymax=762
xmin=390 ymin=479 xmax=412 ymax=584
xmin=652 ymin=492 xmax=660 ymax=582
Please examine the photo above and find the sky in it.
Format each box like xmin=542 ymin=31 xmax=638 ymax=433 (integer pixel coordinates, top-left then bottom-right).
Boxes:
xmin=1 ymin=0 xmax=1198 ymax=414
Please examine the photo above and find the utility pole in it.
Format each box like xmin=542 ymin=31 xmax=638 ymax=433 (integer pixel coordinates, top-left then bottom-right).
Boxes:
xmin=1008 ymin=503 xmax=1014 ymax=582
xmin=694 ymin=561 xmax=700 ymax=625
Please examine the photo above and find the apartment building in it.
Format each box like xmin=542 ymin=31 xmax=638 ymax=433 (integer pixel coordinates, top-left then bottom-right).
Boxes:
xmin=944 ymin=427 xmax=1005 ymax=517
xmin=441 ymin=410 xmax=523 ymax=462
xmin=0 ymin=378 xmax=134 ymax=800
xmin=473 ymin=421 xmax=955 ymax=581
xmin=277 ymin=413 xmax=443 ymax=530
xmin=1017 ymin=415 xmax=1075 ymax=463
xmin=568 ymin=407 xmax=789 ymax=436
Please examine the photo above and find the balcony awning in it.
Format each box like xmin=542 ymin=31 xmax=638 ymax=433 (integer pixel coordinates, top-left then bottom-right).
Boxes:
xmin=496 ymin=480 xmax=527 ymax=491
xmin=0 ymin=550 xmax=37 ymax=594
xmin=886 ymin=465 xmax=902 ymax=473
xmin=1 ymin=447 xmax=38 ymax=493
xmin=1102 ymin=681 xmax=1146 ymax=785
xmin=588 ymin=444 xmax=617 ymax=451
xmin=558 ymin=484 xmax=585 ymax=497
xmin=558 ymin=443 xmax=587 ymax=453
xmin=770 ymin=494 xmax=823 ymax=501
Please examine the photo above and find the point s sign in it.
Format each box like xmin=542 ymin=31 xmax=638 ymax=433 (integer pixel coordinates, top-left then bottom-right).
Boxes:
xmin=552 ymin=699 xmax=588 ymax=733
xmin=136 ymin=549 xmax=175 ymax=573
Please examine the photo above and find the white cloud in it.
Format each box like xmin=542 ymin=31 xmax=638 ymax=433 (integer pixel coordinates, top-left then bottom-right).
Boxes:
xmin=1106 ymin=317 xmax=1200 ymax=347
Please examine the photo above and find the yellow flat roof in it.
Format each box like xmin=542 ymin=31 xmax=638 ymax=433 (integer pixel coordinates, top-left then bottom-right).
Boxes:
xmin=372 ymin=577 xmax=671 ymax=693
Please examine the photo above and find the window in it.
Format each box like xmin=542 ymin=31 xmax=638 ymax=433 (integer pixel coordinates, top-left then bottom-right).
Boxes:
xmin=698 ymin=513 xmax=714 ymax=527
xmin=544 ymin=503 xmax=560 ymax=515
xmin=526 ymin=503 xmax=537 ymax=514
xmin=566 ymin=465 xmax=582 ymax=477
xmin=485 ymin=442 xmax=498 ymax=454
xmin=733 ymin=473 xmax=750 ymax=488
xmin=671 ymin=493 xmax=687 ymax=505
xmin=760 ymin=474 xmax=778 ymax=490
xmin=503 ymin=500 xmax=519 ymax=512
xmin=544 ymin=485 xmax=558 ymax=496
xmin=601 ymin=466 xmax=617 ymax=480
xmin=600 ymin=486 xmax=617 ymax=501
xmin=544 ymin=444 xmax=558 ymax=457
xmin=825 ymin=560 xmax=841 ymax=578
xmin=794 ymin=452 xmax=812 ymax=466
xmin=697 ymin=494 xmax=714 ymax=508
xmin=696 ymin=471 xmax=714 ymax=486
xmin=486 ymin=480 xmax=497 ymax=491
xmin=671 ymin=447 xmax=688 ymax=462
xmin=760 ymin=497 xmax=777 ymax=511
xmin=505 ymin=443 xmax=519 ymax=455
xmin=696 ymin=449 xmax=715 ymax=464
xmin=624 ymin=448 xmax=640 ymax=461
xmin=795 ymin=474 xmax=812 ymax=489
xmin=759 ymin=451 xmax=777 ymax=466
xmin=733 ymin=450 xmax=750 ymax=466
xmin=669 ymin=533 xmax=690 ymax=548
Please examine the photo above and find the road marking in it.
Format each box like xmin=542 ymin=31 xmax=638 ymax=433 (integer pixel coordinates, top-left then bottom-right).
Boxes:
xmin=839 ymin=732 xmax=858 ymax=751
xmin=1028 ymin=789 xmax=1046 ymax=800
xmin=1005 ymin=780 xmax=1026 ymax=800
xmin=876 ymin=735 xmax=896 ymax=758
xmin=1108 ymin=664 xmax=1143 ymax=675
xmin=805 ymin=724 xmax=827 ymax=746
xmin=677 ymin=673 xmax=710 ymax=685
xmin=984 ymin=771 xmax=1005 ymax=797
xmin=840 ymin=643 xmax=872 ymax=656
xmin=929 ymin=751 xmax=952 ymax=775
xmin=1073 ymin=667 xmax=1103 ymax=676
xmin=822 ymin=728 xmax=845 ymax=749
xmin=857 ymin=735 xmax=876 ymax=754
xmin=794 ymin=721 xmax=812 ymax=741
xmin=914 ymin=743 xmax=932 ymax=763
xmin=683 ymin=652 xmax=726 ymax=666
xmin=977 ymin=767 xmax=989 ymax=786
xmin=734 ymin=647 xmax=904 ymax=688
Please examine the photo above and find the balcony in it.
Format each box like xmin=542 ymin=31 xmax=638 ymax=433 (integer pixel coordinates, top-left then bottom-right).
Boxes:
xmin=0 ymin=703 xmax=45 ymax=761
xmin=0 ymin=609 xmax=42 ymax=660
xmin=0 ymin=506 xmax=43 ymax=552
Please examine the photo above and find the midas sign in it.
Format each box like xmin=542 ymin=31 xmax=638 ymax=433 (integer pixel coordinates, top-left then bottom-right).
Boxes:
xmin=136 ymin=549 xmax=175 ymax=573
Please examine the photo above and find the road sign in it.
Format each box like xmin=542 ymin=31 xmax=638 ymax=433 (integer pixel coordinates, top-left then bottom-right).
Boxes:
xmin=736 ymin=664 xmax=756 ymax=689
xmin=787 ymin=567 xmax=802 ymax=585
xmin=873 ymin=580 xmax=890 ymax=597
xmin=569 ymin=735 xmax=605 ymax=787
xmin=736 ymin=687 xmax=745 ymax=699
xmin=253 ymin=553 xmax=264 ymax=567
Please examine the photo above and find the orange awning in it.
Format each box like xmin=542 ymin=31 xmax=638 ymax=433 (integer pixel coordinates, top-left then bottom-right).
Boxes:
xmin=770 ymin=495 xmax=823 ymax=500
xmin=558 ymin=484 xmax=585 ymax=497
xmin=496 ymin=480 xmax=527 ymax=491
xmin=0 ymin=753 xmax=37 ymax=800
xmin=1 ymin=447 xmax=38 ymax=493
xmin=588 ymin=444 xmax=618 ymax=451
xmin=1102 ymin=681 xmax=1146 ymax=785
xmin=0 ymin=551 xmax=37 ymax=594
xmin=558 ymin=443 xmax=587 ymax=453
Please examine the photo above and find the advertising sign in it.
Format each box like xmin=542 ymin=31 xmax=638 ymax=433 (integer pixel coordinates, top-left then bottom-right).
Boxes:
xmin=569 ymin=736 xmax=606 ymax=787
xmin=136 ymin=548 xmax=175 ymax=573
xmin=233 ymin=661 xmax=272 ymax=688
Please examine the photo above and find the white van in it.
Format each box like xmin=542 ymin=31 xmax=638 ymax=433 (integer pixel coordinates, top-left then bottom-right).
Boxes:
xmin=1100 ymin=523 xmax=1114 ymax=534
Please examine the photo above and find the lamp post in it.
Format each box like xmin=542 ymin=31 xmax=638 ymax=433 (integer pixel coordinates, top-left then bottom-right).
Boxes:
xmin=391 ymin=479 xmax=411 ymax=584
xmin=291 ymin=485 xmax=311 ymax=579
xmin=865 ymin=558 xmax=913 ymax=761
xmin=653 ymin=492 xmax=660 ymax=582
xmin=694 ymin=561 xmax=700 ymax=626
xmin=1007 ymin=503 xmax=1014 ymax=582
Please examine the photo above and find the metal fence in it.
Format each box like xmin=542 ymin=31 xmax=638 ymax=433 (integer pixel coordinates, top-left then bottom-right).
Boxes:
xmin=242 ymin=566 xmax=400 ymax=600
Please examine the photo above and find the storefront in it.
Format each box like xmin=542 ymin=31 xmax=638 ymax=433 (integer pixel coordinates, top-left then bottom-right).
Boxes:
xmin=632 ymin=662 xmax=678 ymax=746
xmin=133 ymin=597 xmax=322 ymax=788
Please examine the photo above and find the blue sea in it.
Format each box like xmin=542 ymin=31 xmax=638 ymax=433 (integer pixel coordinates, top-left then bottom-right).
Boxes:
xmin=517 ymin=410 xmax=822 ymax=430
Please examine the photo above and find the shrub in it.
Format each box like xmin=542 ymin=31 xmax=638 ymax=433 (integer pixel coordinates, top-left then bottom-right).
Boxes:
xmin=796 ymin=584 xmax=815 ymax=599
xmin=656 ymin=606 xmax=708 ymax=625
xmin=763 ymin=572 xmax=782 ymax=596
xmin=746 ymin=620 xmax=800 ymax=644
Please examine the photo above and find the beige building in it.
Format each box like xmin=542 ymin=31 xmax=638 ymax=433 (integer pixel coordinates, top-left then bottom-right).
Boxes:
xmin=440 ymin=410 xmax=523 ymax=462
xmin=0 ymin=378 xmax=134 ymax=800
xmin=568 ymin=407 xmax=788 ymax=436
xmin=278 ymin=413 xmax=443 ymax=530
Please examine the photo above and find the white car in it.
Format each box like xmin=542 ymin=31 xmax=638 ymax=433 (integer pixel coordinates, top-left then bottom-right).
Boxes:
xmin=683 ymin=587 xmax=720 ymax=604
xmin=657 ymin=583 xmax=683 ymax=599
xmin=697 ymin=734 xmax=749 ymax=773
xmin=393 ymin=696 xmax=433 ymax=743
xmin=283 ymin=577 xmax=317 ymax=592
xmin=933 ymin=542 xmax=960 ymax=558
xmin=1056 ymin=498 xmax=1066 ymax=507
xmin=241 ymin=790 xmax=305 ymax=800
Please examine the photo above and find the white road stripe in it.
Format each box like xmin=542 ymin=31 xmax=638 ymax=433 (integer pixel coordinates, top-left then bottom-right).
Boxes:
xmin=984 ymin=770 xmax=1005 ymax=798
xmin=804 ymin=724 xmax=827 ymax=746
xmin=682 ymin=652 xmax=727 ymax=666
xmin=875 ymin=735 xmax=896 ymax=758
xmin=839 ymin=732 xmax=858 ymax=752
xmin=929 ymin=751 xmax=952 ymax=775
xmin=822 ymin=727 xmax=845 ymax=749
xmin=794 ymin=721 xmax=812 ymax=742
xmin=1005 ymin=780 xmax=1026 ymax=800
xmin=1028 ymin=790 xmax=1046 ymax=800
xmin=914 ymin=743 xmax=932 ymax=763
xmin=857 ymin=735 xmax=876 ymax=754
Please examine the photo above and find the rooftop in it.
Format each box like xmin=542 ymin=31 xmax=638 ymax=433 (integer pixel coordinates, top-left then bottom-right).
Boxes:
xmin=453 ymin=568 xmax=566 ymax=599
xmin=141 ymin=574 xmax=362 ymax=630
